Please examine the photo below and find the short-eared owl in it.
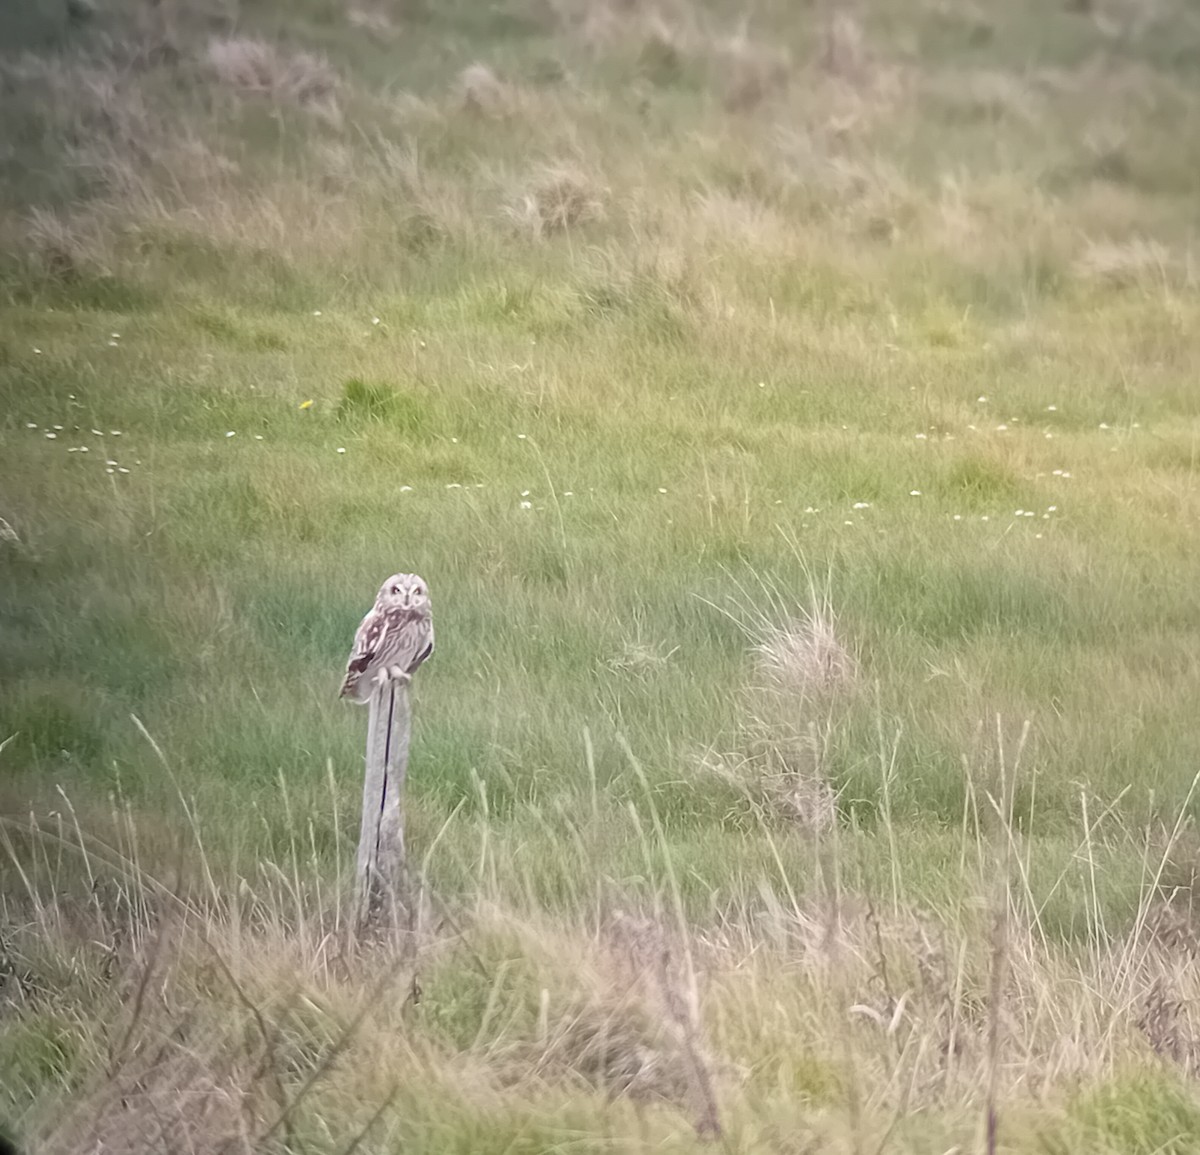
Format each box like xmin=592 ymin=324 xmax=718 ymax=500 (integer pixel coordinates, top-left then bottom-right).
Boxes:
xmin=339 ymin=573 xmax=434 ymax=704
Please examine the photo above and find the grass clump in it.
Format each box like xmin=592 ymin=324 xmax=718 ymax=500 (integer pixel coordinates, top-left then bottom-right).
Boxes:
xmin=205 ymin=37 xmax=340 ymax=109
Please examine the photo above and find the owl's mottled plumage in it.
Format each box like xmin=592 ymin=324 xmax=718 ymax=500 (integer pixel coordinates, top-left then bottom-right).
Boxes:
xmin=339 ymin=573 xmax=434 ymax=704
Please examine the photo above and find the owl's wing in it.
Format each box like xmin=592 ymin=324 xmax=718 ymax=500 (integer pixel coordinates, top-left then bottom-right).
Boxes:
xmin=409 ymin=617 xmax=434 ymax=672
xmin=345 ymin=606 xmax=391 ymax=676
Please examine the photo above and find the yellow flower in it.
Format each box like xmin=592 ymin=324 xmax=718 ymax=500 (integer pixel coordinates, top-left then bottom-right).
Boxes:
xmin=299 ymin=399 xmax=314 ymax=410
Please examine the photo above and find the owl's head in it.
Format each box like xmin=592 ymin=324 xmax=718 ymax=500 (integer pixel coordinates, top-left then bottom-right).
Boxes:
xmin=376 ymin=572 xmax=431 ymax=611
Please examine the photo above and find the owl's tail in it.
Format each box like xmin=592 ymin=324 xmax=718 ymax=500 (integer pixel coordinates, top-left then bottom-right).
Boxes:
xmin=338 ymin=671 xmax=370 ymax=704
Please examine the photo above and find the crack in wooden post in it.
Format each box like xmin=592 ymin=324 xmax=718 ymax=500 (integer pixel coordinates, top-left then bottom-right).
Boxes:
xmin=355 ymin=678 xmax=410 ymax=933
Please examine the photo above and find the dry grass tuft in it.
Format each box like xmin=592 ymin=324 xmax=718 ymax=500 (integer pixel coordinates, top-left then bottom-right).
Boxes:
xmin=605 ymin=639 xmax=679 ymax=678
xmin=23 ymin=208 xmax=93 ymax=281
xmin=457 ymin=62 xmax=517 ymax=117
xmin=531 ymin=942 xmax=694 ymax=1105
xmin=507 ymin=165 xmax=607 ymax=237
xmin=926 ymin=68 xmax=1040 ymax=125
xmin=819 ymin=8 xmax=868 ymax=81
xmin=755 ymin=606 xmax=855 ymax=698
xmin=694 ymin=574 xmax=853 ymax=831
xmin=602 ymin=911 xmax=723 ymax=1137
xmin=1 ymin=55 xmax=153 ymax=156
xmin=43 ymin=1017 xmax=267 ymax=1155
xmin=347 ymin=4 xmax=397 ymax=39
xmin=700 ymin=730 xmax=838 ymax=834
xmin=717 ymin=31 xmax=791 ymax=113
xmin=205 ymin=37 xmax=340 ymax=109
xmin=1073 ymin=237 xmax=1174 ymax=286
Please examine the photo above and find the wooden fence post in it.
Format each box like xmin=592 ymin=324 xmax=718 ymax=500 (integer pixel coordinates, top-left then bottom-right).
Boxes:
xmin=355 ymin=679 xmax=410 ymax=933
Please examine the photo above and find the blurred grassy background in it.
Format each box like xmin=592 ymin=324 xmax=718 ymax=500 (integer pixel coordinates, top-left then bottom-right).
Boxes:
xmin=2 ymin=0 xmax=1200 ymax=1150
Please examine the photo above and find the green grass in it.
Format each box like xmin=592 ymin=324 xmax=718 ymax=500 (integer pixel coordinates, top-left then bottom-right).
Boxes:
xmin=3 ymin=0 xmax=1200 ymax=1150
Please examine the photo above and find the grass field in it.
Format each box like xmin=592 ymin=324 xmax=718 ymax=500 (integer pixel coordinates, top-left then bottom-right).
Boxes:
xmin=3 ymin=0 xmax=1200 ymax=1150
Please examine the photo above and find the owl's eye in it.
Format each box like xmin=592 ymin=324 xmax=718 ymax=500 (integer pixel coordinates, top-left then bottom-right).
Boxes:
xmin=391 ymin=585 xmax=400 ymax=594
